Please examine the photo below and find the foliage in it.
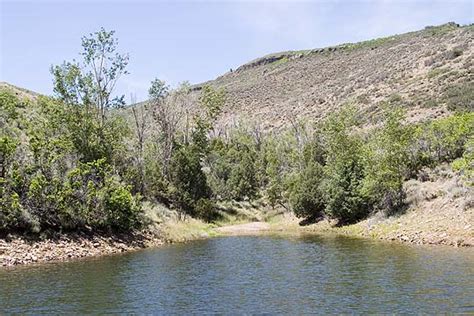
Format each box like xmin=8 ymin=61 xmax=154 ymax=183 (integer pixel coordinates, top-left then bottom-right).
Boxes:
xmin=3 ymin=28 xmax=473 ymax=236
xmin=169 ymin=145 xmax=212 ymax=219
xmin=63 ymin=159 xmax=142 ymax=231
xmin=51 ymin=28 xmax=129 ymax=117
xmin=264 ymin=139 xmax=285 ymax=208
xmin=287 ymin=161 xmax=325 ymax=219
xmin=320 ymin=107 xmax=368 ymax=223
xmin=149 ymin=79 xmax=170 ymax=101
xmin=192 ymin=85 xmax=225 ymax=153
xmin=422 ymin=113 xmax=474 ymax=165
xmin=50 ymin=27 xmax=129 ymax=166
xmin=452 ymin=138 xmax=474 ymax=186
xmin=207 ymin=134 xmax=259 ymax=201
xmin=361 ymin=107 xmax=412 ymax=212
xmin=442 ymin=82 xmax=474 ymax=112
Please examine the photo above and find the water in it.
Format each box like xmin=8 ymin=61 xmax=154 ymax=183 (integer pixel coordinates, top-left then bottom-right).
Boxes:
xmin=1 ymin=235 xmax=473 ymax=314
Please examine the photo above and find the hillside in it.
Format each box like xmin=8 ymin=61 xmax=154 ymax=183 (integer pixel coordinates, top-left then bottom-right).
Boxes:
xmin=1 ymin=23 xmax=473 ymax=267
xmin=0 ymin=82 xmax=39 ymax=100
xmin=190 ymin=23 xmax=473 ymax=131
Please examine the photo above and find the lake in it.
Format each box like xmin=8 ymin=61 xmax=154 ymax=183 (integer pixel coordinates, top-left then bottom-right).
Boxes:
xmin=1 ymin=235 xmax=473 ymax=314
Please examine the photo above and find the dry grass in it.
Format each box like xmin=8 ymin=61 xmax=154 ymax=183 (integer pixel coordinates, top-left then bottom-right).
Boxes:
xmin=159 ymin=218 xmax=218 ymax=243
xmin=184 ymin=23 xmax=473 ymax=132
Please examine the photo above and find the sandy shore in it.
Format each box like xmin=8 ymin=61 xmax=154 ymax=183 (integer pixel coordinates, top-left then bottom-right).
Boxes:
xmin=216 ymin=222 xmax=270 ymax=235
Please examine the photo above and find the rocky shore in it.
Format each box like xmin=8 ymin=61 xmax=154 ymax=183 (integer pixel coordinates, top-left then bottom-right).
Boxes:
xmin=0 ymin=232 xmax=164 ymax=267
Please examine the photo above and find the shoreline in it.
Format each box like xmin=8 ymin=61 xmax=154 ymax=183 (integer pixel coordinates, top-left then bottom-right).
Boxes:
xmin=2 ymin=212 xmax=472 ymax=267
xmin=0 ymin=231 xmax=164 ymax=267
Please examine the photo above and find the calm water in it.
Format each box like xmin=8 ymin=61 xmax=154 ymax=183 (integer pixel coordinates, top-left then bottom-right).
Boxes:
xmin=1 ymin=235 xmax=473 ymax=314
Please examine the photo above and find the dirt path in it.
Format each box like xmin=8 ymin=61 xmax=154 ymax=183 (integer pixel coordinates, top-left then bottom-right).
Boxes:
xmin=216 ymin=222 xmax=270 ymax=235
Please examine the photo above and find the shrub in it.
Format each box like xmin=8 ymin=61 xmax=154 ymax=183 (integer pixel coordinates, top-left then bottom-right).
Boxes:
xmin=195 ymin=198 xmax=220 ymax=223
xmin=287 ymin=161 xmax=325 ymax=219
xmin=207 ymin=135 xmax=259 ymax=201
xmin=170 ymin=145 xmax=212 ymax=218
xmin=63 ymin=158 xmax=142 ymax=231
xmin=443 ymin=82 xmax=474 ymax=112
xmin=424 ymin=113 xmax=474 ymax=163
xmin=452 ymin=138 xmax=474 ymax=186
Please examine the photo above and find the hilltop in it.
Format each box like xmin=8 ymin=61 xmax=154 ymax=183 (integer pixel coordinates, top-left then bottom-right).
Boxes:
xmin=189 ymin=22 xmax=473 ymax=131
xmin=0 ymin=82 xmax=39 ymax=100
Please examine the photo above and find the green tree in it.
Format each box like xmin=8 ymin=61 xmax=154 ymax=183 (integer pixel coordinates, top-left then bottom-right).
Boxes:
xmin=362 ymin=107 xmax=412 ymax=212
xmin=192 ymin=85 xmax=225 ymax=153
xmin=169 ymin=145 xmax=212 ymax=219
xmin=51 ymin=28 xmax=129 ymax=121
xmin=321 ymin=107 xmax=368 ymax=223
xmin=51 ymin=28 xmax=129 ymax=163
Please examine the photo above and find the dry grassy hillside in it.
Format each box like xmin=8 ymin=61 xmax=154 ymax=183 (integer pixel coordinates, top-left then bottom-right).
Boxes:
xmin=0 ymin=82 xmax=39 ymax=101
xmin=191 ymin=22 xmax=473 ymax=131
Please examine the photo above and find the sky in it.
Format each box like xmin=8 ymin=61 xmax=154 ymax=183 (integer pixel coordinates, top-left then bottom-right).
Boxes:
xmin=1 ymin=0 xmax=472 ymax=102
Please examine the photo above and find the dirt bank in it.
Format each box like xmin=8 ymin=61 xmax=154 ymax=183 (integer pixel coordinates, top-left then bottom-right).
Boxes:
xmin=0 ymin=232 xmax=164 ymax=267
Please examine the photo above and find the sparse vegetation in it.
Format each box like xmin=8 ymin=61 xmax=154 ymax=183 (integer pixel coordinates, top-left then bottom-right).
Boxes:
xmin=442 ymin=82 xmax=474 ymax=112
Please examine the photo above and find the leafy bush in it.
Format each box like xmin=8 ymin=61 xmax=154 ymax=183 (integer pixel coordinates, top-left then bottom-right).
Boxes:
xmin=362 ymin=108 xmax=412 ymax=212
xmin=207 ymin=135 xmax=259 ymax=201
xmin=452 ymin=138 xmax=474 ymax=186
xmin=423 ymin=113 xmax=474 ymax=164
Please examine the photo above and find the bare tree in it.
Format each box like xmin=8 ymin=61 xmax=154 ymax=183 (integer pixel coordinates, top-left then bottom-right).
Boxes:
xmin=130 ymin=94 xmax=148 ymax=194
xmin=149 ymin=80 xmax=192 ymax=180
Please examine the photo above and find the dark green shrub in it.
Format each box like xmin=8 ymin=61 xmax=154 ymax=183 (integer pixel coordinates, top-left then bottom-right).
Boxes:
xmin=207 ymin=136 xmax=259 ymax=201
xmin=287 ymin=162 xmax=325 ymax=219
xmin=170 ymin=145 xmax=211 ymax=218
xmin=195 ymin=198 xmax=220 ymax=223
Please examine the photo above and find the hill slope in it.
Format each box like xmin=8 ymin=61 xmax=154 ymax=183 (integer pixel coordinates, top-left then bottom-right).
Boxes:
xmin=0 ymin=82 xmax=39 ymax=100
xmin=190 ymin=23 xmax=473 ymax=131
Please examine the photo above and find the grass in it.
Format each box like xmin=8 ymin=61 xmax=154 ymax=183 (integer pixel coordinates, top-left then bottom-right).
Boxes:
xmin=158 ymin=199 xmax=275 ymax=243
xmin=427 ymin=68 xmax=449 ymax=79
xmin=341 ymin=35 xmax=398 ymax=52
xmin=160 ymin=218 xmax=219 ymax=243
xmin=269 ymin=56 xmax=290 ymax=68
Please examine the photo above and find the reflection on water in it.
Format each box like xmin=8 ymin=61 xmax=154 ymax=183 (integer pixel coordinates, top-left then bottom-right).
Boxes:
xmin=1 ymin=235 xmax=473 ymax=314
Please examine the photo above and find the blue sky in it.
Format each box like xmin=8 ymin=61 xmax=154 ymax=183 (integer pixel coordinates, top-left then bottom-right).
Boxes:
xmin=1 ymin=0 xmax=472 ymax=102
